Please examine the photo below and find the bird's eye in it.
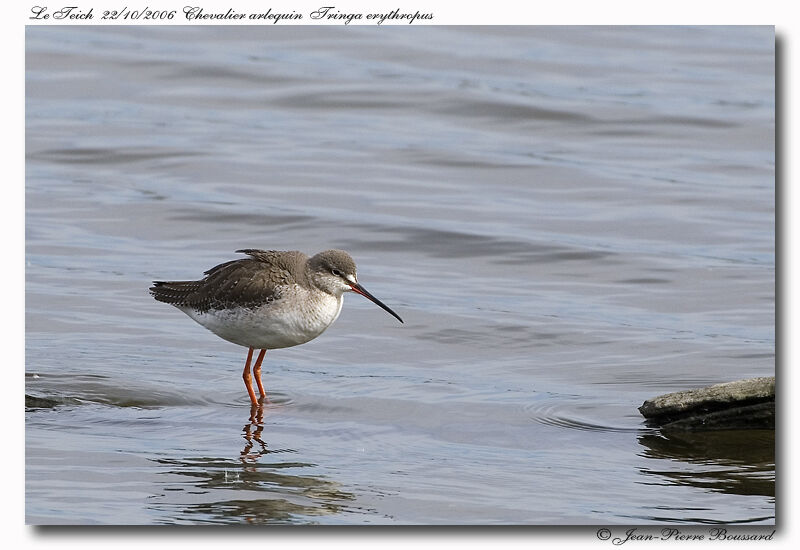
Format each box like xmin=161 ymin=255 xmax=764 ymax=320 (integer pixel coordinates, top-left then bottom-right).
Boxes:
xmin=331 ymin=269 xmax=342 ymax=277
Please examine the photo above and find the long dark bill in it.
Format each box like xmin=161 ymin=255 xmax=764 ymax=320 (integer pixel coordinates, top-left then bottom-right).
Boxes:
xmin=349 ymin=283 xmax=404 ymax=323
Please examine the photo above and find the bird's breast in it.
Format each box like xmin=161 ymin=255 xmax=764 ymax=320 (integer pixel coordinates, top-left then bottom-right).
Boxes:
xmin=181 ymin=285 xmax=343 ymax=350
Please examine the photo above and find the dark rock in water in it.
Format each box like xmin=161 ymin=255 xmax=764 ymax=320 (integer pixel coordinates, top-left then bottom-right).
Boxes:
xmin=25 ymin=394 xmax=62 ymax=410
xmin=638 ymin=377 xmax=775 ymax=430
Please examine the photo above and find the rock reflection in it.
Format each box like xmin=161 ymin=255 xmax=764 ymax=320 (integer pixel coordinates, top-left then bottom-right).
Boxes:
xmin=638 ymin=430 xmax=775 ymax=499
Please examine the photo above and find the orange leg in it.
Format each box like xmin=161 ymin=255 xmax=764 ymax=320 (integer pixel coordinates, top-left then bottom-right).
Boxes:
xmin=242 ymin=347 xmax=258 ymax=406
xmin=252 ymin=349 xmax=267 ymax=399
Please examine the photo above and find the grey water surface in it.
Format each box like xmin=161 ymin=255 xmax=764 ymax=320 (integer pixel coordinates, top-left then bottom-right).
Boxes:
xmin=25 ymin=25 xmax=775 ymax=525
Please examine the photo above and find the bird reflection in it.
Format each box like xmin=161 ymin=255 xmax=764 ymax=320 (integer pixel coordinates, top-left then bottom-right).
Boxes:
xmin=148 ymin=399 xmax=358 ymax=524
xmin=241 ymin=402 xmax=268 ymax=463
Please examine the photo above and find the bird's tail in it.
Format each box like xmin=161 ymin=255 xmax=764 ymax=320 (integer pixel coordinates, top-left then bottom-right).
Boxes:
xmin=149 ymin=280 xmax=202 ymax=306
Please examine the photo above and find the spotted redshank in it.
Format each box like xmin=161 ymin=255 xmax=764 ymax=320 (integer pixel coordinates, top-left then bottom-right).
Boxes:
xmin=150 ymin=249 xmax=403 ymax=405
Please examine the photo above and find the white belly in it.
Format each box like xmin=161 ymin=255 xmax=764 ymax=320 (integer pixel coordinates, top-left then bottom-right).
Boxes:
xmin=180 ymin=287 xmax=344 ymax=349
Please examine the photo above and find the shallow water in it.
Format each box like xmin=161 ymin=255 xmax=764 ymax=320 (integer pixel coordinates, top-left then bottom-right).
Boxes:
xmin=26 ymin=25 xmax=774 ymax=525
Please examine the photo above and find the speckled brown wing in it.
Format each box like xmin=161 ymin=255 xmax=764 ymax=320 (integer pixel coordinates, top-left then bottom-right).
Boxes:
xmin=150 ymin=250 xmax=306 ymax=312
